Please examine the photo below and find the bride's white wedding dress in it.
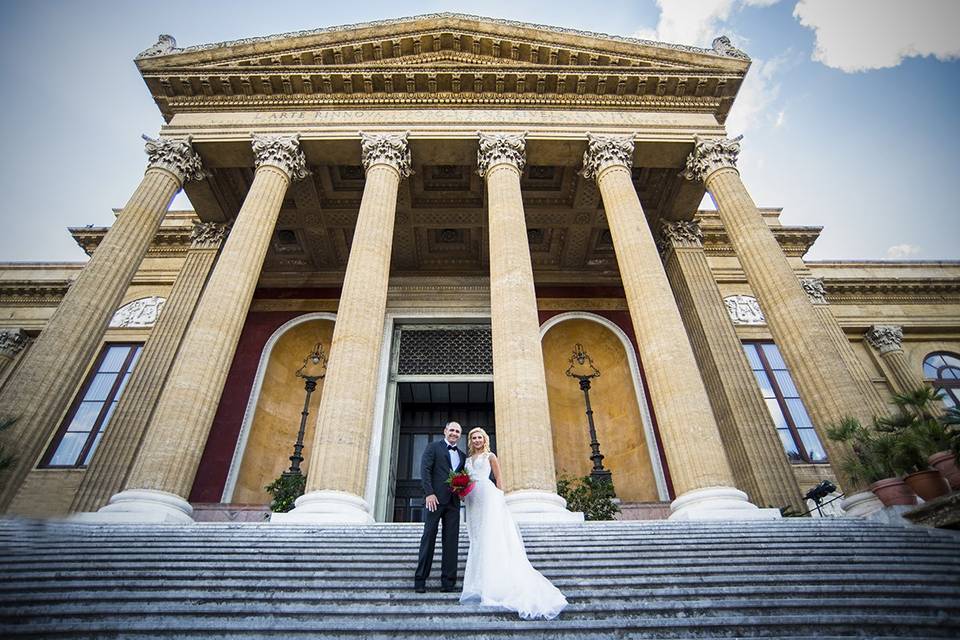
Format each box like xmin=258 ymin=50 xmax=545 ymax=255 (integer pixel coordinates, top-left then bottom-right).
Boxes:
xmin=459 ymin=452 xmax=567 ymax=619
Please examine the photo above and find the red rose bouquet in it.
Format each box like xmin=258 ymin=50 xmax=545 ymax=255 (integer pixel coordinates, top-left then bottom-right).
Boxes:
xmin=446 ymin=469 xmax=475 ymax=499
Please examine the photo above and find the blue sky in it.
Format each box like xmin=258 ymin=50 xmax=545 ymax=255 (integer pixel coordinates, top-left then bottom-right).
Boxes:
xmin=0 ymin=0 xmax=957 ymax=262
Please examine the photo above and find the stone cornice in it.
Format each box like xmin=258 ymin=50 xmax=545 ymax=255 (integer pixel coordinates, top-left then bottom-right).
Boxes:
xmin=699 ymin=223 xmax=821 ymax=258
xmin=817 ymin=278 xmax=960 ymax=305
xmin=70 ymin=226 xmax=193 ymax=257
xmin=0 ymin=280 xmax=72 ymax=306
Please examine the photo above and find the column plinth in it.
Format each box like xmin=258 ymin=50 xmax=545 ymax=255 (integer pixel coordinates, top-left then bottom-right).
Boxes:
xmin=479 ymin=133 xmax=581 ymax=523
xmin=584 ymin=134 xmax=779 ymax=520
xmin=0 ymin=136 xmax=204 ymax=510
xmin=80 ymin=134 xmax=306 ymax=523
xmin=280 ymin=133 xmax=411 ymax=525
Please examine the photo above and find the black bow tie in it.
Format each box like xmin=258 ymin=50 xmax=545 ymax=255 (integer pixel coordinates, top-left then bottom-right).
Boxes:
xmin=447 ymin=445 xmax=458 ymax=451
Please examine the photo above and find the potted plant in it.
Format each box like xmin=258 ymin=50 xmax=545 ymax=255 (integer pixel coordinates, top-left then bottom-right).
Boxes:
xmin=934 ymin=406 xmax=960 ymax=489
xmin=826 ymin=417 xmax=916 ymax=506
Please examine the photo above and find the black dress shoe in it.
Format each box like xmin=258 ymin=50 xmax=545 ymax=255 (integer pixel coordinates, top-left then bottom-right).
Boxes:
xmin=414 ymin=585 xmax=426 ymax=593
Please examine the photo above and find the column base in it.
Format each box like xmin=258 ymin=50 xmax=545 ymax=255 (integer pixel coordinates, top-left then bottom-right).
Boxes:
xmin=840 ymin=491 xmax=884 ymax=518
xmin=505 ymin=489 xmax=584 ymax=523
xmin=668 ymin=486 xmax=782 ymax=521
xmin=270 ymin=489 xmax=375 ymax=524
xmin=69 ymin=489 xmax=194 ymax=524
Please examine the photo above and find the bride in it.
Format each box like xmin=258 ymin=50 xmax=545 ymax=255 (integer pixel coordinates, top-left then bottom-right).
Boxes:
xmin=459 ymin=427 xmax=568 ymax=619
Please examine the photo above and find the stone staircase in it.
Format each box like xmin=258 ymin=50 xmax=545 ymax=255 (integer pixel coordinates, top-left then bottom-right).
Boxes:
xmin=1 ymin=518 xmax=959 ymax=638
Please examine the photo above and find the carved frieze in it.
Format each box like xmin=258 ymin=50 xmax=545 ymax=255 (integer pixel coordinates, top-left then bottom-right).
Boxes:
xmin=476 ymin=132 xmax=526 ymax=176
xmin=724 ymin=295 xmax=766 ymax=326
xmin=252 ymin=133 xmax=310 ymax=181
xmin=110 ymin=297 xmax=166 ymax=328
xmin=0 ymin=328 xmax=30 ymax=358
xmin=142 ymin=135 xmax=206 ymax=184
xmin=579 ymin=133 xmax=634 ymax=181
xmin=864 ymin=325 xmax=904 ymax=354
xmin=191 ymin=222 xmax=231 ymax=248
xmin=683 ymin=135 xmax=742 ymax=183
xmin=800 ymin=277 xmax=828 ymax=305
xmin=359 ymin=132 xmax=413 ymax=178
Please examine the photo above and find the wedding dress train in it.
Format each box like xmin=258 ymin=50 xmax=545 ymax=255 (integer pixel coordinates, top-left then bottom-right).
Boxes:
xmin=459 ymin=452 xmax=567 ymax=619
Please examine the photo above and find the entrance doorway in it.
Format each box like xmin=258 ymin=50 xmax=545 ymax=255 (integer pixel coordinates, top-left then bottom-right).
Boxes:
xmin=392 ymin=381 xmax=495 ymax=522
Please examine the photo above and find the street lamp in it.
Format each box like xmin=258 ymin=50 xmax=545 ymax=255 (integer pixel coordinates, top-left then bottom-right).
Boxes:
xmin=285 ymin=342 xmax=328 ymax=477
xmin=565 ymin=343 xmax=612 ymax=485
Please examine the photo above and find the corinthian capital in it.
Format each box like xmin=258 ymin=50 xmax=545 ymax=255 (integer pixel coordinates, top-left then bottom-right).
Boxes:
xmin=579 ymin=133 xmax=634 ymax=181
xmin=0 ymin=328 xmax=29 ymax=358
xmin=661 ymin=220 xmax=703 ymax=247
xmin=142 ymin=135 xmax=206 ymax=184
xmin=360 ymin=132 xmax=413 ymax=178
xmin=476 ymin=132 xmax=526 ymax=177
xmin=191 ymin=221 xmax=230 ymax=248
xmin=682 ymin=135 xmax=742 ymax=183
xmin=865 ymin=325 xmax=904 ymax=354
xmin=252 ymin=133 xmax=310 ymax=182
xmin=800 ymin=277 xmax=828 ymax=305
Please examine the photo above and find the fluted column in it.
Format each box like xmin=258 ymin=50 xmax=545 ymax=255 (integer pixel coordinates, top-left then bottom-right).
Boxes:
xmin=476 ymin=133 xmax=580 ymax=522
xmin=0 ymin=136 xmax=204 ymax=511
xmin=865 ymin=325 xmax=939 ymax=414
xmin=582 ymin=134 xmax=778 ymax=520
xmin=70 ymin=222 xmax=230 ymax=513
xmin=684 ymin=136 xmax=871 ymax=496
xmin=277 ymin=133 xmax=411 ymax=524
xmin=83 ymin=134 xmax=307 ymax=523
xmin=660 ymin=221 xmax=804 ymax=512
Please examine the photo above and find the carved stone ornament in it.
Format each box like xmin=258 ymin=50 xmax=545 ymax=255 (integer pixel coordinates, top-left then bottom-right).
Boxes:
xmin=579 ymin=133 xmax=635 ymax=181
xmin=359 ymin=132 xmax=413 ymax=178
xmin=191 ymin=221 xmax=230 ymax=247
xmin=252 ymin=133 xmax=310 ymax=182
xmin=712 ymin=36 xmax=750 ymax=60
xmin=800 ymin=277 xmax=828 ymax=305
xmin=142 ymin=135 xmax=206 ymax=184
xmin=661 ymin=220 xmax=703 ymax=247
xmin=476 ymin=132 xmax=526 ymax=177
xmin=683 ymin=135 xmax=742 ymax=183
xmin=724 ymin=295 xmax=766 ymax=326
xmin=0 ymin=328 xmax=29 ymax=358
xmin=110 ymin=296 xmax=166 ymax=328
xmin=865 ymin=325 xmax=904 ymax=354
xmin=137 ymin=34 xmax=180 ymax=59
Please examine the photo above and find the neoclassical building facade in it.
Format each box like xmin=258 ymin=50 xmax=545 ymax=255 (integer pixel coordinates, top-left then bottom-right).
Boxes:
xmin=1 ymin=14 xmax=958 ymax=524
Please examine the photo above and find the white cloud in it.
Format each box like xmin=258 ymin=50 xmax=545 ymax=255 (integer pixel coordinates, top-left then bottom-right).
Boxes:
xmin=794 ymin=0 xmax=960 ymax=72
xmin=724 ymin=53 xmax=788 ymax=135
xmin=886 ymin=243 xmax=923 ymax=259
xmin=634 ymin=0 xmax=781 ymax=47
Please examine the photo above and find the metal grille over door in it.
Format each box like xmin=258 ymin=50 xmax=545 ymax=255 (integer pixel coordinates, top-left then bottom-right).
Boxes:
xmin=397 ymin=326 xmax=492 ymax=376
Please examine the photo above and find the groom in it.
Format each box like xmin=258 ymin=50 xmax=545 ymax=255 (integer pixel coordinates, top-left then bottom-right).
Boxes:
xmin=414 ymin=421 xmax=467 ymax=593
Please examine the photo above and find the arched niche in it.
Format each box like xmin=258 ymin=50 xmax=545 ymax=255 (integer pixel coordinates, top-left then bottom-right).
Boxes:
xmin=223 ymin=313 xmax=335 ymax=504
xmin=540 ymin=313 xmax=667 ymax=502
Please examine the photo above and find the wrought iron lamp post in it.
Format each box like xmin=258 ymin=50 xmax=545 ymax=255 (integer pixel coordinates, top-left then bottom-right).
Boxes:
xmin=565 ymin=343 xmax=612 ymax=485
xmin=285 ymin=342 xmax=328 ymax=477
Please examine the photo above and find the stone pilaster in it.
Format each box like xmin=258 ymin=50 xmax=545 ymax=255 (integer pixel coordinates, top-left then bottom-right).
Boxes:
xmin=660 ymin=221 xmax=804 ymax=513
xmin=684 ymin=136 xmax=871 ymax=494
xmin=584 ymin=134 xmax=777 ymax=520
xmin=277 ymin=132 xmax=411 ymax=524
xmin=478 ymin=133 xmax=580 ymax=522
xmin=84 ymin=134 xmax=306 ymax=523
xmin=70 ymin=222 xmax=230 ymax=513
xmin=0 ymin=136 xmax=204 ymax=511
xmin=864 ymin=325 xmax=937 ymax=411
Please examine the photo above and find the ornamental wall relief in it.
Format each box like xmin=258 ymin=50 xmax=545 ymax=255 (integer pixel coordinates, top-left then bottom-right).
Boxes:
xmin=110 ymin=296 xmax=167 ymax=328
xmin=723 ymin=295 xmax=766 ymax=326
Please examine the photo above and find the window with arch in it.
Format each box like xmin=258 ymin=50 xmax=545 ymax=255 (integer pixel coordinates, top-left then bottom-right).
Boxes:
xmin=923 ymin=351 xmax=960 ymax=409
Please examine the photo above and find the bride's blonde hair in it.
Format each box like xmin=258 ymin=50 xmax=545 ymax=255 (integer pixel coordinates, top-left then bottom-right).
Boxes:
xmin=467 ymin=427 xmax=491 ymax=455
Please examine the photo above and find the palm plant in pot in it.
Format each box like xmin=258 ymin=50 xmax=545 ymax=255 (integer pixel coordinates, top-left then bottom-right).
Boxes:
xmin=826 ymin=417 xmax=917 ymax=506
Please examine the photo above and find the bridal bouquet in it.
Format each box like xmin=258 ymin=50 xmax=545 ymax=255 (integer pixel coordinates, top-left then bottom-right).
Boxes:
xmin=446 ymin=470 xmax=475 ymax=498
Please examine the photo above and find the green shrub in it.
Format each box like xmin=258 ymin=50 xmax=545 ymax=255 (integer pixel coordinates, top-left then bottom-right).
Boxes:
xmin=557 ymin=474 xmax=619 ymax=521
xmin=264 ymin=473 xmax=306 ymax=513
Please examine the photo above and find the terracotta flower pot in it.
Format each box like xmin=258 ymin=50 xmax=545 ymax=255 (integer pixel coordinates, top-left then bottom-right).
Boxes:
xmin=928 ymin=450 xmax=960 ymax=491
xmin=903 ymin=469 xmax=951 ymax=501
xmin=870 ymin=477 xmax=917 ymax=506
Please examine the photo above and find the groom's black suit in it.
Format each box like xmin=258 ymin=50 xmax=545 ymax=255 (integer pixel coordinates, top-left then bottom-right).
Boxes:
xmin=414 ymin=438 xmax=467 ymax=590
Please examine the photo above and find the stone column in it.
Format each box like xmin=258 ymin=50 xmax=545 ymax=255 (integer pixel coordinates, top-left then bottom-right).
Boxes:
xmin=582 ymin=134 xmax=778 ymax=520
xmin=803 ymin=278 xmax=887 ymax=417
xmin=276 ymin=133 xmax=411 ymax=524
xmin=684 ymin=136 xmax=874 ymax=499
xmin=864 ymin=325 xmax=938 ymax=413
xmin=70 ymin=222 xmax=230 ymax=513
xmin=660 ymin=221 xmax=804 ymax=513
xmin=83 ymin=134 xmax=308 ymax=523
xmin=0 ymin=136 xmax=204 ymax=511
xmin=477 ymin=133 xmax=580 ymax=522
xmin=0 ymin=329 xmax=31 ymax=380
